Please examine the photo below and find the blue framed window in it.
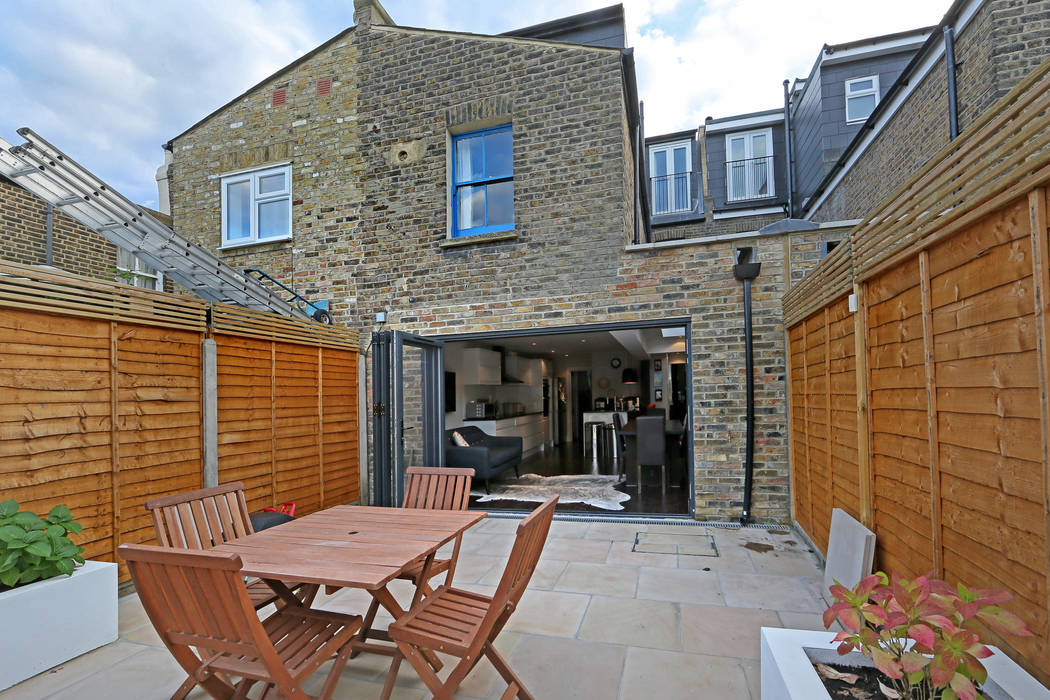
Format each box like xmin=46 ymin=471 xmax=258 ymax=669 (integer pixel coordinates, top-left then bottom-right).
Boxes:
xmin=452 ymin=124 xmax=514 ymax=238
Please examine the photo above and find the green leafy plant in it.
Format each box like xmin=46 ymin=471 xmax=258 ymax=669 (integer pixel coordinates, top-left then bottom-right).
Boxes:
xmin=0 ymin=499 xmax=85 ymax=589
xmin=824 ymin=571 xmax=1033 ymax=700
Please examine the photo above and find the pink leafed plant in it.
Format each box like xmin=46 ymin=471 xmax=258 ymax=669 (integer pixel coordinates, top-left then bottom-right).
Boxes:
xmin=823 ymin=571 xmax=1033 ymax=700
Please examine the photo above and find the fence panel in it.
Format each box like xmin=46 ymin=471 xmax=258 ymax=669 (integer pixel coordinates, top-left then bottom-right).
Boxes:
xmin=0 ymin=262 xmax=361 ymax=584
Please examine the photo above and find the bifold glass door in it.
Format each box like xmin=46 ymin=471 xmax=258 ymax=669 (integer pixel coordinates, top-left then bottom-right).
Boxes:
xmin=371 ymin=331 xmax=445 ymax=506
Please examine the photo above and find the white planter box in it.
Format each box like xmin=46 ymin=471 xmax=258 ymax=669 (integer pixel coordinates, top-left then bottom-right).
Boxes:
xmin=0 ymin=560 xmax=118 ymax=691
xmin=761 ymin=628 xmax=1050 ymax=700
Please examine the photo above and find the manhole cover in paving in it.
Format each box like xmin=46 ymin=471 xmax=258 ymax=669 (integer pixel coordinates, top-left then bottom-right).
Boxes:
xmin=632 ymin=532 xmax=718 ymax=557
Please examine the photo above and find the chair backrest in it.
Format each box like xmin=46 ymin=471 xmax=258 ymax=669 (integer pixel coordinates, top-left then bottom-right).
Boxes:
xmin=119 ymin=543 xmax=283 ymax=679
xmin=488 ymin=496 xmax=558 ymax=618
xmin=636 ymin=415 xmax=666 ymax=465
xmin=645 ymin=406 xmax=667 ymax=419
xmin=145 ymin=482 xmax=254 ymax=549
xmin=402 ymin=467 xmax=475 ymax=510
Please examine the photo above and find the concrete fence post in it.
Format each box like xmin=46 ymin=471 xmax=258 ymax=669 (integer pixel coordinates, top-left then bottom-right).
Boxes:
xmin=202 ymin=338 xmax=218 ymax=488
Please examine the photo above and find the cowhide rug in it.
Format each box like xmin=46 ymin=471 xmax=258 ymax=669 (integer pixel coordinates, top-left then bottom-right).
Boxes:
xmin=472 ymin=473 xmax=630 ymax=511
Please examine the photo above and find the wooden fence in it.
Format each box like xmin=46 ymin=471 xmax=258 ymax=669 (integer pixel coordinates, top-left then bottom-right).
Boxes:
xmin=783 ymin=57 xmax=1050 ymax=682
xmin=0 ymin=262 xmax=360 ymax=580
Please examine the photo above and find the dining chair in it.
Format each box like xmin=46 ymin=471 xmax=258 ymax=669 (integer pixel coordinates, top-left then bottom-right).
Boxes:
xmin=146 ymin=482 xmax=312 ymax=699
xmin=120 ymin=544 xmax=361 ymax=700
xmin=380 ymin=495 xmax=558 ymax=700
xmin=635 ymin=415 xmax=667 ymax=492
xmin=611 ymin=412 xmax=628 ymax=479
xmin=353 ymin=466 xmax=475 ymax=653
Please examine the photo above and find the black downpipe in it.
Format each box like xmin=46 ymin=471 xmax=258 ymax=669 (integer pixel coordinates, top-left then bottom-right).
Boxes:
xmin=944 ymin=25 xmax=959 ymax=140
xmin=734 ymin=248 xmax=761 ymax=525
xmin=782 ymin=80 xmax=794 ymax=218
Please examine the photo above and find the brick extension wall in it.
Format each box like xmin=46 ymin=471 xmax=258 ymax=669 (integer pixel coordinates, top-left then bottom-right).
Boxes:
xmin=0 ymin=175 xmax=116 ymax=279
xmin=170 ymin=18 xmax=810 ymax=521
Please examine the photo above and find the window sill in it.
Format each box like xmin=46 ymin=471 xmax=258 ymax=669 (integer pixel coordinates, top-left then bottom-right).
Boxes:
xmin=439 ymin=231 xmax=518 ymax=249
xmin=219 ymin=236 xmax=293 ymax=251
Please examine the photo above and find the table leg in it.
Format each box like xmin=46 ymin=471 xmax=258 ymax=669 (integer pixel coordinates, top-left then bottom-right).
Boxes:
xmin=262 ymin=579 xmax=318 ymax=609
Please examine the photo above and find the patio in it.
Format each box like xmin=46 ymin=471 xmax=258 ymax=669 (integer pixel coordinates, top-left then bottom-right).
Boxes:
xmin=0 ymin=519 xmax=824 ymax=700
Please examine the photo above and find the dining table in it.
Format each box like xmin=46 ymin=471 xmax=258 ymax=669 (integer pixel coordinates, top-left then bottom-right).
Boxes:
xmin=212 ymin=504 xmax=486 ymax=669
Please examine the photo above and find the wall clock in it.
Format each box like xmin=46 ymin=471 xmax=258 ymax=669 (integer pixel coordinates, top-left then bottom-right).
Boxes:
xmin=610 ymin=357 xmax=622 ymax=368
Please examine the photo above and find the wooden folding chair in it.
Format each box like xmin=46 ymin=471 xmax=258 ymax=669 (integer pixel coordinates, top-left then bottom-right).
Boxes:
xmin=146 ymin=482 xmax=313 ymax=699
xmin=354 ymin=467 xmax=475 ymax=652
xmin=381 ymin=495 xmax=558 ymax=700
xmin=120 ymin=544 xmax=361 ymax=700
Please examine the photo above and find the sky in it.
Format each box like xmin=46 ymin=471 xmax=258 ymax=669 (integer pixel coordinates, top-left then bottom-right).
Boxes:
xmin=0 ymin=0 xmax=948 ymax=206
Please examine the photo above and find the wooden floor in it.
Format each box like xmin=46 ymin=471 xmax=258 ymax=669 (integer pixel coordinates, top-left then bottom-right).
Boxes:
xmin=468 ymin=442 xmax=691 ymax=516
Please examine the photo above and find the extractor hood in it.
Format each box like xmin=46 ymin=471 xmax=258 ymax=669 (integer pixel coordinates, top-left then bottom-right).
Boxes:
xmin=496 ymin=347 xmax=524 ymax=384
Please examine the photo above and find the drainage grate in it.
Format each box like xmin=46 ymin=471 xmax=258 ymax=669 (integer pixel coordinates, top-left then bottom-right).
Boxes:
xmin=482 ymin=510 xmax=783 ymax=529
xmin=633 ymin=531 xmax=719 ymax=556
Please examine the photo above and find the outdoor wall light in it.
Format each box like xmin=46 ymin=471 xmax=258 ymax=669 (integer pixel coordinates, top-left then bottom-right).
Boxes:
xmin=621 ymin=368 xmax=639 ymax=384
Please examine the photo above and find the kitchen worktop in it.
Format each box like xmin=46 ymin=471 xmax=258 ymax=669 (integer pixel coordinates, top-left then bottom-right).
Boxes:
xmin=462 ymin=411 xmax=545 ymax=422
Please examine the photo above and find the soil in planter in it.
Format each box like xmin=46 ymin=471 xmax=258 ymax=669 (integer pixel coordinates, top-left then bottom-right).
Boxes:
xmin=813 ymin=662 xmax=996 ymax=700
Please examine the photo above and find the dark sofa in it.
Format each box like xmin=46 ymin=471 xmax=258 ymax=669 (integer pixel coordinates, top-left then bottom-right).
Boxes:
xmin=445 ymin=426 xmax=522 ymax=493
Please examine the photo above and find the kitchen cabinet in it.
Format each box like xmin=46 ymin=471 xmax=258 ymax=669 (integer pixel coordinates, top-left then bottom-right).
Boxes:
xmin=460 ymin=348 xmax=500 ymax=385
xmin=462 ymin=413 xmax=549 ymax=456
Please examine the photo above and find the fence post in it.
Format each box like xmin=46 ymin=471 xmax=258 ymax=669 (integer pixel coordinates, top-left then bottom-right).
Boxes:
xmin=201 ymin=338 xmax=218 ymax=488
xmin=918 ymin=250 xmax=943 ymax=577
xmin=853 ymin=282 xmax=874 ymax=530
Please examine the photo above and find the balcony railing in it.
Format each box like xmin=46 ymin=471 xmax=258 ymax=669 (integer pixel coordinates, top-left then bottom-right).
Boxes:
xmin=726 ymin=155 xmax=775 ymax=202
xmin=649 ymin=172 xmax=696 ymax=216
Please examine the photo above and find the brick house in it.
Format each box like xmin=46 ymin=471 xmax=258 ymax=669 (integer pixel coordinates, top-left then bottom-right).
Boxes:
xmin=164 ymin=0 xmax=1050 ymax=523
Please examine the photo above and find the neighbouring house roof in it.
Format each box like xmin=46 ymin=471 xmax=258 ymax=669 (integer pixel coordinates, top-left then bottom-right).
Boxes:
xmin=704 ymin=108 xmax=783 ymax=134
xmin=799 ymin=0 xmax=981 ymax=217
xmin=501 ymin=4 xmax=626 ymax=49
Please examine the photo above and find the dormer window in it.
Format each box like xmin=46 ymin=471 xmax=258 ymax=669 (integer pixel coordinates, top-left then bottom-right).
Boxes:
xmin=845 ymin=75 xmax=880 ymax=124
xmin=649 ymin=141 xmax=693 ymax=215
xmin=726 ymin=129 xmax=774 ymax=202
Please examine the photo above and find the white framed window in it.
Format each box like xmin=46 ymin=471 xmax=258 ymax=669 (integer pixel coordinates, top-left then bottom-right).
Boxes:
xmin=220 ymin=163 xmax=292 ymax=248
xmin=116 ymin=248 xmax=163 ymax=291
xmin=649 ymin=140 xmax=693 ymax=215
xmin=845 ymin=75 xmax=880 ymax=124
xmin=726 ymin=128 xmax=774 ymax=202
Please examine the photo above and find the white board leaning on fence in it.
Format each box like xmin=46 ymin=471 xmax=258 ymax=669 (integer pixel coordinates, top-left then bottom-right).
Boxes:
xmin=822 ymin=508 xmax=876 ymax=603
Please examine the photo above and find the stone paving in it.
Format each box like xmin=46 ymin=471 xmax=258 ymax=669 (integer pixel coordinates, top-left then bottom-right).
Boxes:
xmin=0 ymin=519 xmax=828 ymax=700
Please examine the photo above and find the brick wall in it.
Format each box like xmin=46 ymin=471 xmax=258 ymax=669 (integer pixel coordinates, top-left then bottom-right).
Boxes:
xmin=810 ymin=0 xmax=1050 ymax=222
xmin=0 ymin=175 xmax=116 ymax=279
xmin=170 ymin=21 xmax=806 ymax=522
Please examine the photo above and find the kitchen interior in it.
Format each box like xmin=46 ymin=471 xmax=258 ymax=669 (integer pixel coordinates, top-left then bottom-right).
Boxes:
xmin=443 ymin=325 xmax=690 ymax=508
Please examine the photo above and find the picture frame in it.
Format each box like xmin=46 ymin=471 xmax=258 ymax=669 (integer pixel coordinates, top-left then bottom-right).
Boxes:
xmin=654 ymin=359 xmax=662 ymax=371
xmin=654 ymin=388 xmax=663 ymax=401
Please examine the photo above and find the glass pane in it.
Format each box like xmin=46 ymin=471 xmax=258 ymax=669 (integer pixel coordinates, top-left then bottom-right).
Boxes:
xmin=672 ymin=172 xmax=690 ymax=210
xmin=651 ymin=150 xmax=668 ymax=177
xmin=730 ymin=163 xmax=746 ymax=199
xmin=485 ymin=129 xmax=513 ymax=178
xmin=487 ymin=180 xmax=513 ymax=226
xmin=258 ymin=171 xmax=285 ymax=194
xmin=457 ymin=184 xmax=485 ymax=232
xmin=455 ymin=135 xmax=484 ymax=183
xmin=226 ymin=181 xmax=250 ymax=240
xmin=750 ymin=133 xmax=769 ymax=157
xmin=729 ymin=137 xmax=745 ymax=161
xmin=116 ymin=248 xmax=135 ymax=269
xmin=258 ymin=199 xmax=289 ymax=239
xmin=849 ymin=78 xmax=873 ymax=92
xmin=652 ymin=177 xmax=669 ymax=214
xmin=751 ymin=163 xmax=769 ymax=197
xmin=672 ymin=146 xmax=688 ymax=174
xmin=848 ymin=94 xmax=877 ymax=121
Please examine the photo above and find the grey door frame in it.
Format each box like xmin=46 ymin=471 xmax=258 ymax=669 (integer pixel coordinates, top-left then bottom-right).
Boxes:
xmin=433 ymin=318 xmax=695 ymax=516
xmin=372 ymin=330 xmax=445 ymax=506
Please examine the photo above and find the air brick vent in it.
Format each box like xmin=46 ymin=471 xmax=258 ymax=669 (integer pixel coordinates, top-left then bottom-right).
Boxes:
xmin=272 ymin=87 xmax=287 ymax=107
xmin=317 ymin=78 xmax=332 ymax=97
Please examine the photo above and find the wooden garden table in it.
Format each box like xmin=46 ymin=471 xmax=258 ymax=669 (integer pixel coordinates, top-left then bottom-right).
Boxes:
xmin=212 ymin=504 xmax=485 ymax=668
